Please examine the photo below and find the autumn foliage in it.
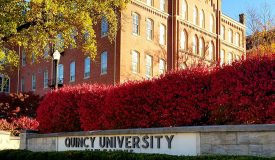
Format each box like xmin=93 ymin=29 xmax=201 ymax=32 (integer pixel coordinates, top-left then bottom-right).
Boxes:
xmin=37 ymin=57 xmax=275 ymax=133
xmin=0 ymin=92 xmax=41 ymax=120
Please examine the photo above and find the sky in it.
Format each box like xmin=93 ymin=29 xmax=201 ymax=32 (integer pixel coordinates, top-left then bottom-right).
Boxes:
xmin=222 ymin=0 xmax=275 ymax=22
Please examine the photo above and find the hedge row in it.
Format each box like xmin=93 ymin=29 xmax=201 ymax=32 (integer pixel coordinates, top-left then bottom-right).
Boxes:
xmin=0 ymin=150 xmax=272 ymax=160
xmin=37 ymin=57 xmax=275 ymax=133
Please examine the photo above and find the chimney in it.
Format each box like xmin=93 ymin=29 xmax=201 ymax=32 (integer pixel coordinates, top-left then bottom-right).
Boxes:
xmin=239 ymin=13 xmax=246 ymax=25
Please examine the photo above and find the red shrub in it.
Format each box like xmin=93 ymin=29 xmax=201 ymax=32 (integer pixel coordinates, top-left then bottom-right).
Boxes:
xmin=36 ymin=56 xmax=275 ymax=133
xmin=0 ymin=92 xmax=41 ymax=121
xmin=0 ymin=117 xmax=39 ymax=135
xmin=78 ymin=85 xmax=108 ymax=131
xmin=13 ymin=117 xmax=39 ymax=131
xmin=36 ymin=86 xmax=84 ymax=133
xmin=208 ymin=57 xmax=275 ymax=124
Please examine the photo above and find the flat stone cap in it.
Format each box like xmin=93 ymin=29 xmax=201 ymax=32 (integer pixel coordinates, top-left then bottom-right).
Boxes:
xmin=27 ymin=124 xmax=275 ymax=138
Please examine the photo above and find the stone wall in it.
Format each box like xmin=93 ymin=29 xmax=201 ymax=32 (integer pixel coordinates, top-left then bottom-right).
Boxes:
xmin=0 ymin=131 xmax=20 ymax=150
xmin=20 ymin=125 xmax=275 ymax=157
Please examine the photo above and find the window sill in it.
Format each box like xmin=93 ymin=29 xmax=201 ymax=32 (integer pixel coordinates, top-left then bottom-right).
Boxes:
xmin=84 ymin=76 xmax=90 ymax=80
xmin=69 ymin=80 xmax=75 ymax=83
xmin=132 ymin=33 xmax=140 ymax=37
xmin=147 ymin=38 xmax=153 ymax=42
xmin=101 ymin=72 xmax=107 ymax=76
xmin=101 ymin=34 xmax=108 ymax=38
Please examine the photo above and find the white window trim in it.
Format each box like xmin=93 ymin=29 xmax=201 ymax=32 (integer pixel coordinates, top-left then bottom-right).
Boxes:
xmin=70 ymin=61 xmax=76 ymax=82
xmin=145 ymin=55 xmax=153 ymax=78
xmin=84 ymin=57 xmax=91 ymax=79
xmin=131 ymin=50 xmax=139 ymax=73
xmin=101 ymin=51 xmax=108 ymax=75
xmin=43 ymin=70 xmax=48 ymax=89
xmin=31 ymin=74 xmax=36 ymax=91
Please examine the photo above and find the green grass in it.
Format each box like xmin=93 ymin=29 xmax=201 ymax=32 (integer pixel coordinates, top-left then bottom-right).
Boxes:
xmin=0 ymin=150 xmax=274 ymax=160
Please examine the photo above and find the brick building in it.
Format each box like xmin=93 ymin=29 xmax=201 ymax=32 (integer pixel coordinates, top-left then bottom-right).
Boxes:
xmin=4 ymin=0 xmax=246 ymax=95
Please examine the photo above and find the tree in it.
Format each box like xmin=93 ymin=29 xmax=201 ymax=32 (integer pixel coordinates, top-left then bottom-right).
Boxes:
xmin=246 ymin=1 xmax=275 ymax=57
xmin=0 ymin=0 xmax=129 ymax=71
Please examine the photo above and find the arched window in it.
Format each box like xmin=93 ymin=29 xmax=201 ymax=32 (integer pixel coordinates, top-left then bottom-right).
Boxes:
xmin=199 ymin=10 xmax=205 ymax=28
xmin=208 ymin=42 xmax=214 ymax=60
xmin=58 ymin=64 xmax=64 ymax=83
xmin=146 ymin=18 xmax=153 ymax=40
xmin=182 ymin=0 xmax=188 ymax=20
xmin=192 ymin=35 xmax=198 ymax=54
xmin=70 ymin=61 xmax=76 ymax=82
xmin=235 ymin=32 xmax=240 ymax=47
xmin=193 ymin=6 xmax=198 ymax=25
xmin=147 ymin=0 xmax=153 ymax=6
xmin=159 ymin=24 xmax=166 ymax=45
xmin=101 ymin=17 xmax=108 ymax=36
xmin=199 ymin=38 xmax=205 ymax=57
xmin=132 ymin=12 xmax=140 ymax=35
xmin=220 ymin=49 xmax=225 ymax=65
xmin=228 ymin=52 xmax=233 ymax=64
xmin=228 ymin=29 xmax=233 ymax=43
xmin=101 ymin=51 xmax=108 ymax=74
xmin=84 ymin=57 xmax=90 ymax=78
xmin=180 ymin=30 xmax=188 ymax=50
xmin=210 ymin=14 xmax=215 ymax=33
xmin=221 ymin=25 xmax=225 ymax=40
xmin=131 ymin=50 xmax=139 ymax=73
xmin=160 ymin=0 xmax=165 ymax=11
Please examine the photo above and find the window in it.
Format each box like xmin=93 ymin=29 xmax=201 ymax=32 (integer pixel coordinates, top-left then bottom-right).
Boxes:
xmin=228 ymin=52 xmax=233 ymax=64
xmin=0 ymin=49 xmax=5 ymax=64
xmin=199 ymin=38 xmax=205 ymax=57
xmin=131 ymin=50 xmax=139 ymax=73
xmin=228 ymin=29 xmax=233 ymax=43
xmin=210 ymin=14 xmax=214 ymax=33
xmin=44 ymin=44 xmax=50 ymax=58
xmin=236 ymin=55 xmax=241 ymax=61
xmin=159 ymin=59 xmax=165 ymax=75
xmin=147 ymin=0 xmax=153 ymax=6
xmin=235 ymin=32 xmax=240 ymax=47
xmin=220 ymin=49 xmax=225 ymax=65
xmin=180 ymin=30 xmax=187 ymax=50
xmin=221 ymin=25 xmax=225 ymax=40
xmin=199 ymin=10 xmax=205 ymax=28
xmin=146 ymin=19 xmax=153 ymax=40
xmin=84 ymin=57 xmax=90 ymax=78
xmin=193 ymin=6 xmax=198 ymax=25
xmin=22 ymin=49 xmax=26 ymax=66
xmin=21 ymin=78 xmax=25 ymax=92
xmin=182 ymin=0 xmax=188 ymax=20
xmin=44 ymin=70 xmax=48 ymax=88
xmin=145 ymin=55 xmax=153 ymax=77
xmin=159 ymin=24 xmax=166 ymax=45
xmin=83 ymin=31 xmax=90 ymax=42
xmin=0 ymin=75 xmax=10 ymax=93
xmin=208 ymin=42 xmax=214 ymax=60
xmin=58 ymin=64 xmax=64 ymax=83
xmin=192 ymin=35 xmax=198 ymax=55
xmin=101 ymin=17 xmax=108 ymax=37
xmin=56 ymin=33 xmax=64 ymax=50
xmin=160 ymin=0 xmax=165 ymax=11
xmin=132 ymin=13 xmax=140 ymax=35
xmin=70 ymin=61 xmax=76 ymax=82
xmin=32 ymin=74 xmax=36 ymax=91
xmin=101 ymin=51 xmax=107 ymax=74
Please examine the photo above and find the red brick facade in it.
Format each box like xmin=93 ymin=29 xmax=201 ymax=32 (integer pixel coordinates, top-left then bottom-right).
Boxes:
xmin=6 ymin=0 xmax=246 ymax=95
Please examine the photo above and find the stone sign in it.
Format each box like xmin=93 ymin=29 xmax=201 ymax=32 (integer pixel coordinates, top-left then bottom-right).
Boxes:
xmin=58 ymin=133 xmax=200 ymax=156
